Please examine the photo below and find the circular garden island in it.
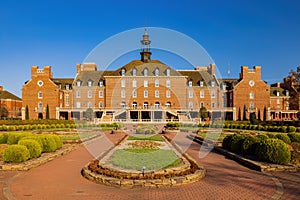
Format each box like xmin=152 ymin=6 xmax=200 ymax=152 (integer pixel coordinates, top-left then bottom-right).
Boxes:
xmin=82 ymin=134 xmax=206 ymax=188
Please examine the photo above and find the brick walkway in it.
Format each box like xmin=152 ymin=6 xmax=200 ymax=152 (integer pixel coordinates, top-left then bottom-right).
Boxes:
xmin=0 ymin=131 xmax=299 ymax=200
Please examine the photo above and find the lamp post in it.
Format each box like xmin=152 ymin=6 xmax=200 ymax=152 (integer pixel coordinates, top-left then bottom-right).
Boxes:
xmin=142 ymin=166 xmax=146 ymax=177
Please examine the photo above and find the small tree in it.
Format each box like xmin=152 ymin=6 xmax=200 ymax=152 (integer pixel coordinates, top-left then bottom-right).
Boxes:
xmin=250 ymin=113 xmax=257 ymax=125
xmin=263 ymin=106 xmax=267 ymax=122
xmin=199 ymin=107 xmax=208 ymax=121
xmin=0 ymin=107 xmax=8 ymax=119
xmin=85 ymin=108 xmax=94 ymax=121
xmin=238 ymin=107 xmax=241 ymax=121
xmin=46 ymin=104 xmax=50 ymax=119
xmin=25 ymin=105 xmax=29 ymax=120
xmin=257 ymin=109 xmax=261 ymax=121
xmin=243 ymin=105 xmax=247 ymax=121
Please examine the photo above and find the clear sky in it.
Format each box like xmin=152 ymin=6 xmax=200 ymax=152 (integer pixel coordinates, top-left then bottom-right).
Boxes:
xmin=1 ymin=0 xmax=300 ymax=97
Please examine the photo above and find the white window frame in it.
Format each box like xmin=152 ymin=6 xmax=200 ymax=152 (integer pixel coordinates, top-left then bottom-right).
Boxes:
xmin=132 ymin=68 xmax=137 ymax=76
xmin=144 ymin=80 xmax=148 ymax=87
xmin=166 ymin=68 xmax=170 ymax=76
xmin=200 ymin=81 xmax=204 ymax=87
xmin=76 ymin=81 xmax=81 ymax=87
xmin=166 ymin=80 xmax=170 ymax=87
xmin=212 ymin=102 xmax=216 ymax=108
xmin=66 ymin=84 xmax=70 ymax=90
xmin=211 ymin=90 xmax=216 ymax=98
xmin=88 ymin=81 xmax=92 ymax=87
xmin=88 ymin=102 xmax=92 ymax=108
xmin=99 ymin=90 xmax=103 ymax=98
xmin=144 ymin=68 xmax=148 ymax=76
xmin=144 ymin=90 xmax=148 ymax=98
xmin=121 ymin=79 xmax=126 ymax=87
xmin=200 ymin=102 xmax=204 ymax=108
xmin=155 ymin=90 xmax=159 ymax=98
xmin=200 ymin=90 xmax=204 ymax=98
xmin=277 ymin=99 xmax=280 ymax=104
xmin=211 ymin=81 xmax=215 ymax=87
xmin=155 ymin=68 xmax=159 ymax=76
xmin=121 ymin=68 xmax=126 ymax=76
xmin=99 ymin=81 xmax=103 ymax=87
xmin=38 ymin=102 xmax=43 ymax=108
xmin=38 ymin=91 xmax=43 ymax=99
xmin=188 ymin=81 xmax=192 ymax=87
xmin=76 ymin=90 xmax=80 ymax=98
xmin=121 ymin=89 xmax=125 ymax=98
xmin=155 ymin=79 xmax=159 ymax=87
xmin=189 ymin=102 xmax=193 ymax=109
xmin=99 ymin=102 xmax=103 ymax=108
xmin=88 ymin=90 xmax=92 ymax=98
xmin=189 ymin=90 xmax=193 ymax=98
xmin=132 ymin=80 xmax=137 ymax=87
xmin=250 ymin=92 xmax=254 ymax=99
xmin=76 ymin=102 xmax=81 ymax=108
xmin=132 ymin=90 xmax=137 ymax=98
xmin=166 ymin=90 xmax=171 ymax=98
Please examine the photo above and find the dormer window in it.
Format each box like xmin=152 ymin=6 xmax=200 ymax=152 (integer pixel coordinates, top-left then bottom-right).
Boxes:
xmin=155 ymin=68 xmax=159 ymax=76
xmin=144 ymin=68 xmax=148 ymax=76
xmin=222 ymin=84 xmax=226 ymax=90
xmin=76 ymin=81 xmax=81 ymax=87
xmin=211 ymin=81 xmax=215 ymax=87
xmin=200 ymin=81 xmax=204 ymax=87
xmin=276 ymin=91 xmax=280 ymax=96
xmin=132 ymin=68 xmax=137 ymax=76
xmin=166 ymin=68 xmax=170 ymax=76
xmin=99 ymin=81 xmax=103 ymax=87
xmin=66 ymin=84 xmax=70 ymax=90
xmin=88 ymin=80 xmax=93 ymax=87
xmin=121 ymin=68 xmax=126 ymax=76
xmin=188 ymin=81 xmax=192 ymax=87
xmin=286 ymin=90 xmax=289 ymax=96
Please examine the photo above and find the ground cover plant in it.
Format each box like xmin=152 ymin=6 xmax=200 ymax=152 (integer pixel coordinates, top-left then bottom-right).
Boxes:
xmin=127 ymin=135 xmax=164 ymax=142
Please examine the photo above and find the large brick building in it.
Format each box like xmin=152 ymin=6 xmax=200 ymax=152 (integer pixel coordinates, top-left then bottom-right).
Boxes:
xmin=0 ymin=86 xmax=22 ymax=119
xmin=21 ymin=31 xmax=299 ymax=122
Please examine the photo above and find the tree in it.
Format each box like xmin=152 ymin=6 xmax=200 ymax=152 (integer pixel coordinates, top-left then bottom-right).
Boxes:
xmin=199 ymin=107 xmax=208 ymax=121
xmin=85 ymin=108 xmax=94 ymax=121
xmin=238 ymin=107 xmax=241 ymax=121
xmin=0 ymin=107 xmax=8 ymax=119
xmin=243 ymin=105 xmax=247 ymax=121
xmin=250 ymin=113 xmax=257 ymax=125
xmin=46 ymin=104 xmax=50 ymax=119
xmin=25 ymin=105 xmax=29 ymax=120
xmin=257 ymin=109 xmax=261 ymax=121
xmin=263 ymin=106 xmax=267 ymax=122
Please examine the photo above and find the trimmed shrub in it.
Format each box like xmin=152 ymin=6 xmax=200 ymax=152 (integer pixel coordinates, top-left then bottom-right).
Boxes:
xmin=297 ymin=127 xmax=300 ymax=133
xmin=287 ymin=133 xmax=300 ymax=143
xmin=241 ymin=135 xmax=260 ymax=155
xmin=18 ymin=139 xmax=42 ymax=158
xmin=0 ymin=133 xmax=8 ymax=144
xmin=275 ymin=133 xmax=291 ymax=144
xmin=7 ymin=126 xmax=16 ymax=131
xmin=288 ymin=126 xmax=296 ymax=133
xmin=229 ymin=134 xmax=248 ymax=153
xmin=257 ymin=125 xmax=264 ymax=131
xmin=38 ymin=134 xmax=57 ymax=152
xmin=222 ymin=134 xmax=234 ymax=150
xmin=280 ymin=126 xmax=288 ymax=133
xmin=3 ymin=145 xmax=30 ymax=163
xmin=256 ymin=134 xmax=269 ymax=141
xmin=0 ymin=125 xmax=3 ymax=131
xmin=256 ymin=139 xmax=291 ymax=164
xmin=51 ymin=134 xmax=63 ymax=149
xmin=19 ymin=135 xmax=43 ymax=147
xmin=266 ymin=133 xmax=276 ymax=139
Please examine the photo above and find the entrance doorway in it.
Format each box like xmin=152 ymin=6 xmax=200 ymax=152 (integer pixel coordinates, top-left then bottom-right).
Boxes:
xmin=38 ymin=113 xmax=43 ymax=119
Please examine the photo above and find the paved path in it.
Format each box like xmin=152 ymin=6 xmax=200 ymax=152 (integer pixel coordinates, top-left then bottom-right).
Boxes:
xmin=1 ymin=132 xmax=299 ymax=200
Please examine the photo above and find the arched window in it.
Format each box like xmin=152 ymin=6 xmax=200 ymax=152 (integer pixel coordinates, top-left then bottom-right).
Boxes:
xmin=121 ymin=68 xmax=126 ymax=76
xmin=143 ymin=102 xmax=149 ymax=108
xmin=144 ymin=68 xmax=148 ymax=76
xmin=121 ymin=102 xmax=126 ymax=108
xmin=166 ymin=68 xmax=170 ymax=76
xmin=166 ymin=102 xmax=171 ymax=108
xmin=132 ymin=102 xmax=137 ymax=109
xmin=155 ymin=68 xmax=159 ymax=76
xmin=154 ymin=102 xmax=160 ymax=108
xmin=132 ymin=68 xmax=137 ymax=76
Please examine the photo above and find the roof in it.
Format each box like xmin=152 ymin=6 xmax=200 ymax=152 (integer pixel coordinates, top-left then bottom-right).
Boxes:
xmin=270 ymin=87 xmax=289 ymax=97
xmin=74 ymin=71 xmax=104 ymax=86
xmin=178 ymin=70 xmax=217 ymax=86
xmin=218 ymin=78 xmax=239 ymax=90
xmin=52 ymin=78 xmax=74 ymax=89
xmin=0 ymin=90 xmax=22 ymax=101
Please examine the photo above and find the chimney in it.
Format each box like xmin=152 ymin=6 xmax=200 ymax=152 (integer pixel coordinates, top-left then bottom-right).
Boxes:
xmin=76 ymin=64 xmax=82 ymax=74
xmin=0 ymin=86 xmax=3 ymax=91
xmin=277 ymin=82 xmax=281 ymax=87
xmin=208 ymin=63 xmax=215 ymax=75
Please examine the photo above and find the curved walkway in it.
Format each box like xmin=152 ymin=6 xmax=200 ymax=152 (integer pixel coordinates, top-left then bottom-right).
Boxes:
xmin=1 ymin=132 xmax=299 ymax=200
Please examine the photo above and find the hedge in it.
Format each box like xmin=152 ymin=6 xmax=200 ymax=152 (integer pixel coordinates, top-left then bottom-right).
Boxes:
xmin=7 ymin=132 xmax=33 ymax=145
xmin=19 ymin=135 xmax=43 ymax=147
xmin=0 ymin=133 xmax=8 ymax=144
xmin=38 ymin=135 xmax=58 ymax=153
xmin=275 ymin=133 xmax=291 ymax=144
xmin=18 ymin=139 xmax=42 ymax=158
xmin=3 ymin=145 xmax=30 ymax=163
xmin=51 ymin=134 xmax=63 ymax=149
xmin=256 ymin=139 xmax=291 ymax=164
xmin=241 ymin=135 xmax=260 ymax=155
xmin=287 ymin=133 xmax=300 ymax=143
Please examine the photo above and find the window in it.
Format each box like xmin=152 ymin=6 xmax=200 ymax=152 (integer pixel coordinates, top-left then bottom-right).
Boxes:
xmin=88 ymin=80 xmax=92 ymax=87
xmin=166 ymin=102 xmax=171 ymax=108
xmin=76 ymin=102 xmax=81 ymax=108
xmin=166 ymin=80 xmax=170 ymax=87
xmin=144 ymin=68 xmax=148 ymax=76
xmin=99 ymin=81 xmax=103 ymax=87
xmin=121 ymin=89 xmax=125 ymax=98
xmin=211 ymin=91 xmax=216 ymax=98
xmin=154 ymin=102 xmax=160 ymax=108
xmin=250 ymin=102 xmax=254 ymax=109
xmin=188 ymin=81 xmax=192 ymax=87
xmin=38 ymin=91 xmax=43 ymax=99
xmin=189 ymin=102 xmax=193 ymax=109
xmin=132 ymin=102 xmax=137 ymax=109
xmin=76 ymin=81 xmax=81 ymax=87
xmin=66 ymin=94 xmax=69 ymax=107
xmin=200 ymin=81 xmax=204 ymax=87
xmin=99 ymin=90 xmax=103 ymax=98
xmin=38 ymin=102 xmax=42 ymax=108
xmin=250 ymin=92 xmax=254 ymax=99
xmin=88 ymin=90 xmax=92 ymax=98
xmin=76 ymin=91 xmax=80 ymax=98
xmin=132 ymin=68 xmax=137 ymax=76
xmin=66 ymin=84 xmax=70 ymax=90
xmin=132 ymin=90 xmax=137 ymax=98
xmin=99 ymin=102 xmax=103 ymax=108
xmin=144 ymin=90 xmax=148 ymax=98
xmin=211 ymin=81 xmax=215 ymax=87
xmin=155 ymin=68 xmax=159 ymax=76
xmin=286 ymin=90 xmax=289 ymax=96
xmin=277 ymin=99 xmax=280 ymax=104
xmin=121 ymin=102 xmax=126 ymax=108
xmin=155 ymin=79 xmax=159 ymax=87
xmin=212 ymin=102 xmax=216 ymax=108
xmin=132 ymin=80 xmax=137 ymax=87
xmin=166 ymin=90 xmax=171 ymax=98
xmin=166 ymin=68 xmax=170 ymax=76
xmin=200 ymin=90 xmax=204 ymax=98
xmin=276 ymin=91 xmax=280 ymax=96
xmin=121 ymin=68 xmax=126 ymax=76
xmin=189 ymin=90 xmax=193 ymax=98
xmin=144 ymin=80 xmax=148 ymax=87
xmin=121 ymin=80 xmax=126 ymax=87
xmin=143 ymin=102 xmax=149 ymax=108
xmin=200 ymin=102 xmax=204 ymax=108
xmin=229 ymin=93 xmax=232 ymax=99
xmin=88 ymin=102 xmax=92 ymax=108
xmin=155 ymin=90 xmax=159 ymax=98
xmin=222 ymin=84 xmax=226 ymax=90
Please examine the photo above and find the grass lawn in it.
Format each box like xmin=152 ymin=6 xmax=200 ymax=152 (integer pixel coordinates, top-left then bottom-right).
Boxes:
xmin=197 ymin=132 xmax=227 ymax=141
xmin=60 ymin=132 xmax=95 ymax=141
xmin=109 ymin=148 xmax=180 ymax=170
xmin=127 ymin=135 xmax=164 ymax=142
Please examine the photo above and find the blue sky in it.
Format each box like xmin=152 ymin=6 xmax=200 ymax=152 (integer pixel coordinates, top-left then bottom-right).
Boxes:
xmin=1 ymin=0 xmax=300 ymax=97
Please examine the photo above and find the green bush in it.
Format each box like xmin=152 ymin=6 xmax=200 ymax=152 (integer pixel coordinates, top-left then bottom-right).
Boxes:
xmin=241 ymin=135 xmax=260 ymax=155
xmin=19 ymin=135 xmax=43 ymax=147
xmin=3 ymin=145 xmax=30 ymax=163
xmin=7 ymin=132 xmax=34 ymax=145
xmin=287 ymin=133 xmax=300 ymax=143
xmin=280 ymin=126 xmax=288 ymax=133
xmin=296 ymin=127 xmax=300 ymax=133
xmin=256 ymin=133 xmax=269 ymax=141
xmin=275 ymin=133 xmax=291 ymax=144
xmin=38 ymin=134 xmax=57 ymax=152
xmin=0 ymin=133 xmax=8 ymax=144
xmin=229 ymin=134 xmax=248 ymax=154
xmin=288 ymin=126 xmax=296 ymax=133
xmin=18 ymin=139 xmax=42 ymax=158
xmin=266 ymin=133 xmax=276 ymax=138
xmin=257 ymin=125 xmax=264 ymax=131
xmin=0 ymin=125 xmax=3 ymax=131
xmin=222 ymin=134 xmax=234 ymax=150
xmin=256 ymin=139 xmax=291 ymax=164
xmin=7 ymin=126 xmax=16 ymax=131
xmin=51 ymin=134 xmax=63 ymax=149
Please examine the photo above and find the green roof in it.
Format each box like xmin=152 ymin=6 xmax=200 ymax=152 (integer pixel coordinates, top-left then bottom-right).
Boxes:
xmin=0 ymin=90 xmax=22 ymax=101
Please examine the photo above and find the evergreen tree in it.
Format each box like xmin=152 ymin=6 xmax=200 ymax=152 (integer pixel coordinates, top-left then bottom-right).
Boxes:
xmin=263 ymin=106 xmax=267 ymax=121
xmin=238 ymin=107 xmax=241 ymax=121
xmin=243 ymin=105 xmax=247 ymax=121
xmin=257 ymin=109 xmax=261 ymax=121
xmin=46 ymin=104 xmax=50 ymax=119
xmin=25 ymin=105 xmax=29 ymax=120
xmin=199 ymin=107 xmax=208 ymax=121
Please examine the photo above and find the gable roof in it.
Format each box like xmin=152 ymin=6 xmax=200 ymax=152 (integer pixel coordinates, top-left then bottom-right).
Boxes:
xmin=0 ymin=90 xmax=22 ymax=101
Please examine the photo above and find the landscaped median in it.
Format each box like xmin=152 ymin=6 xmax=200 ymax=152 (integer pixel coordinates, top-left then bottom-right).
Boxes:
xmin=82 ymin=134 xmax=206 ymax=188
